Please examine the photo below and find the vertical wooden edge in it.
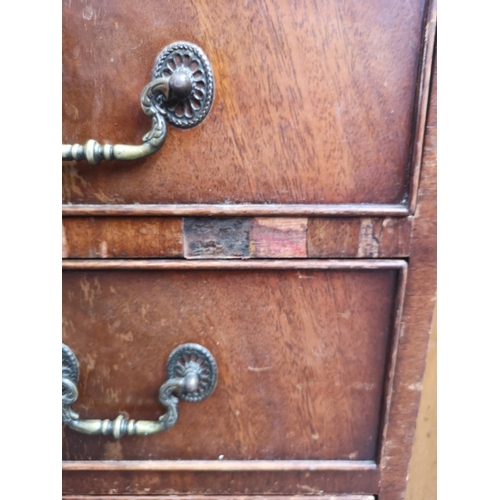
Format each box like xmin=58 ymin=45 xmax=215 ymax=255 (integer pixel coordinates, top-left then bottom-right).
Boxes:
xmin=378 ymin=47 xmax=436 ymax=500
xmin=408 ymin=0 xmax=437 ymax=213
xmin=377 ymin=264 xmax=408 ymax=464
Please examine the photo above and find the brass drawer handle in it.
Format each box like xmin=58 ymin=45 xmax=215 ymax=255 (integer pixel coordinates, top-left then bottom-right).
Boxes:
xmin=62 ymin=343 xmax=217 ymax=438
xmin=62 ymin=41 xmax=214 ymax=165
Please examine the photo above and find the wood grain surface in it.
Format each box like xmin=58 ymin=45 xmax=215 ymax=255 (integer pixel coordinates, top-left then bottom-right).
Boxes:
xmin=61 ymin=1 xmax=437 ymax=497
xmin=307 ymin=217 xmax=412 ymax=258
xmin=62 ymin=267 xmax=399 ymax=462
xmin=250 ymin=218 xmax=307 ymax=258
xmin=62 ymin=0 xmax=430 ymax=206
xmin=409 ymin=0 xmax=437 ymax=212
xmin=62 ymin=216 xmax=412 ymax=259
xmin=63 ymin=217 xmax=183 ymax=258
xmin=378 ymin=47 xmax=437 ymax=500
xmin=62 ymin=469 xmax=380 ymax=496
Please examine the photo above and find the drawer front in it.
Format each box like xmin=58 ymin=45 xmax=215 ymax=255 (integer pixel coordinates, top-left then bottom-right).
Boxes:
xmin=62 ymin=262 xmax=404 ymax=464
xmin=63 ymin=0 xmax=431 ymax=207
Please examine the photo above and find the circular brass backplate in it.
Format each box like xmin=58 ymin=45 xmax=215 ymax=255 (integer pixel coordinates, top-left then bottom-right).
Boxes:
xmin=152 ymin=41 xmax=215 ymax=129
xmin=166 ymin=343 xmax=218 ymax=402
xmin=62 ymin=343 xmax=79 ymax=384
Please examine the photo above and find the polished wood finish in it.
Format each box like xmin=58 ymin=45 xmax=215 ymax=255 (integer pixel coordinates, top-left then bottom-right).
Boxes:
xmin=63 ymin=0 xmax=431 ymax=207
xmin=62 ymin=259 xmax=405 ymax=271
xmin=62 ymin=203 xmax=409 ymax=216
xmin=63 ymin=460 xmax=376 ymax=471
xmin=62 ymin=265 xmax=401 ymax=462
xmin=378 ymin=50 xmax=437 ymax=500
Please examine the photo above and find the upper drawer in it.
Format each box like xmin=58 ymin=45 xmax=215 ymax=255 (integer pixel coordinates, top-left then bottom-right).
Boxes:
xmin=62 ymin=0 xmax=433 ymax=207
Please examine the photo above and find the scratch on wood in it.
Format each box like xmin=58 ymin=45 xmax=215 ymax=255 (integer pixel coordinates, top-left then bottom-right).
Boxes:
xmin=407 ymin=382 xmax=423 ymax=391
xmin=357 ymin=218 xmax=380 ymax=257
xmin=248 ymin=366 xmax=273 ymax=372
xmin=98 ymin=240 xmax=108 ymax=258
xmin=62 ymin=224 xmax=69 ymax=258
xmin=82 ymin=5 xmax=94 ymax=20
xmin=352 ymin=382 xmax=376 ymax=391
xmin=297 ymin=484 xmax=324 ymax=494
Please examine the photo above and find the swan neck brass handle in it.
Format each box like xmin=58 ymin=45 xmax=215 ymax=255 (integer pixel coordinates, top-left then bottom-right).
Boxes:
xmin=62 ymin=41 xmax=215 ymax=165
xmin=62 ymin=343 xmax=218 ymax=439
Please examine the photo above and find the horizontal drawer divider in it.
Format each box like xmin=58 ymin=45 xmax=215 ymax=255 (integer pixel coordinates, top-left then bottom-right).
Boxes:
xmin=63 ymin=459 xmax=378 ymax=472
xmin=62 ymin=203 xmax=409 ymax=217
xmin=62 ymin=259 xmax=407 ymax=270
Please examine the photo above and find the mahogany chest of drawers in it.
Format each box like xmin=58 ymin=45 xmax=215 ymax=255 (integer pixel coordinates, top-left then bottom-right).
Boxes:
xmin=62 ymin=1 xmax=437 ymax=498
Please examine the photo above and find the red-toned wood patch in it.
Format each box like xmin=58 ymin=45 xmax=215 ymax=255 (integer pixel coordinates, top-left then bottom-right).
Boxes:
xmin=250 ymin=217 xmax=307 ymax=258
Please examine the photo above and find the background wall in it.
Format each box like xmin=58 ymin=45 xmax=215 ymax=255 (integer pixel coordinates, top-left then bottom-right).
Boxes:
xmin=406 ymin=306 xmax=437 ymax=500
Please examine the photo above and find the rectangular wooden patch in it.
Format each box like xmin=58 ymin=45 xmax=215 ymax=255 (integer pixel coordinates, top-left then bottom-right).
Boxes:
xmin=183 ymin=218 xmax=251 ymax=259
xmin=62 ymin=217 xmax=183 ymax=258
xmin=307 ymin=217 xmax=412 ymax=258
xmin=63 ymin=217 xmax=412 ymax=259
xmin=250 ymin=217 xmax=307 ymax=258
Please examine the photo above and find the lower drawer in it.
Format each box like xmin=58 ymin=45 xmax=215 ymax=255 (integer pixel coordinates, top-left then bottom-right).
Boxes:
xmin=62 ymin=259 xmax=406 ymax=495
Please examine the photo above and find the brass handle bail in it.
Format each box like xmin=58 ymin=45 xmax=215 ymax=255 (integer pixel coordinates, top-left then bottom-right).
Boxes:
xmin=62 ymin=41 xmax=215 ymax=165
xmin=62 ymin=343 xmax=218 ymax=438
